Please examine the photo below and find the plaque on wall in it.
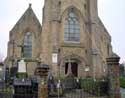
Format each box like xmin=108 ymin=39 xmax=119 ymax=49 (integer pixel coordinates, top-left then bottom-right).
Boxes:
xmin=18 ymin=59 xmax=26 ymax=73
xmin=52 ymin=53 xmax=58 ymax=64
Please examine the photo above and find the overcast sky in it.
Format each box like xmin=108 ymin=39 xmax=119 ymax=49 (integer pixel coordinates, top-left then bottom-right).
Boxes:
xmin=0 ymin=0 xmax=124 ymax=63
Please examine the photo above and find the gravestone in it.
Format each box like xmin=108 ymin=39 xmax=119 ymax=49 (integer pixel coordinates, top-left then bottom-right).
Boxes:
xmin=13 ymin=78 xmax=34 ymax=98
xmin=47 ymin=73 xmax=57 ymax=96
xmin=18 ymin=59 xmax=26 ymax=73
xmin=17 ymin=59 xmax=27 ymax=78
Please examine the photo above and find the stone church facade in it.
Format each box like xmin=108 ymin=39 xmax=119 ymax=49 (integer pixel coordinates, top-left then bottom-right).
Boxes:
xmin=5 ymin=0 xmax=113 ymax=78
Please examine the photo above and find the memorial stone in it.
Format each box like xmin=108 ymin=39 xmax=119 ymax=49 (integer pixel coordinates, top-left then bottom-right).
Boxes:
xmin=47 ymin=73 xmax=57 ymax=96
xmin=18 ymin=59 xmax=26 ymax=73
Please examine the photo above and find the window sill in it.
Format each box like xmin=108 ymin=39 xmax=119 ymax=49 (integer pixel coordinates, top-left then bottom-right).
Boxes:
xmin=21 ymin=58 xmax=37 ymax=62
xmin=61 ymin=42 xmax=84 ymax=48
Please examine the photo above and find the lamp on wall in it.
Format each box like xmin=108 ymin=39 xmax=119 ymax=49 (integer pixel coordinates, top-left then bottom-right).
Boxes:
xmin=85 ymin=66 xmax=90 ymax=77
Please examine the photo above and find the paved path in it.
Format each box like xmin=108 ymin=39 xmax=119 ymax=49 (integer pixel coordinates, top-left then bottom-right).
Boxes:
xmin=120 ymin=88 xmax=125 ymax=98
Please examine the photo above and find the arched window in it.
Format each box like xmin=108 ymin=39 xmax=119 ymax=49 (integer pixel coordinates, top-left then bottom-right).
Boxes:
xmin=23 ymin=32 xmax=32 ymax=58
xmin=64 ymin=9 xmax=80 ymax=42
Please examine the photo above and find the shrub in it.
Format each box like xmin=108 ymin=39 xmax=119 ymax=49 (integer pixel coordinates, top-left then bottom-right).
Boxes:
xmin=120 ymin=77 xmax=125 ymax=88
xmin=80 ymin=77 xmax=109 ymax=96
xmin=16 ymin=72 xmax=27 ymax=79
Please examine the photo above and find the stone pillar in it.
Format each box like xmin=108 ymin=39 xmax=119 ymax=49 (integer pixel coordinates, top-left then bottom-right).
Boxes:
xmin=106 ymin=53 xmax=121 ymax=98
xmin=38 ymin=80 xmax=48 ymax=98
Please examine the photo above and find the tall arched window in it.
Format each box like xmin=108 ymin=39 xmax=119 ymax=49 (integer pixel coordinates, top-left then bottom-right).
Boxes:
xmin=64 ymin=9 xmax=80 ymax=42
xmin=23 ymin=32 xmax=32 ymax=58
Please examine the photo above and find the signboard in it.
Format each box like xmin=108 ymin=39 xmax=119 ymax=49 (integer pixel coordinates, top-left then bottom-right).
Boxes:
xmin=18 ymin=59 xmax=26 ymax=73
xmin=52 ymin=53 xmax=58 ymax=64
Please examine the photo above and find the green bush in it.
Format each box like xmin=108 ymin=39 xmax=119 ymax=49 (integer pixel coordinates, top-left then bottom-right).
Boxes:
xmin=16 ymin=72 xmax=27 ymax=79
xmin=0 ymin=86 xmax=13 ymax=93
xmin=120 ymin=77 xmax=125 ymax=88
xmin=80 ymin=77 xmax=109 ymax=96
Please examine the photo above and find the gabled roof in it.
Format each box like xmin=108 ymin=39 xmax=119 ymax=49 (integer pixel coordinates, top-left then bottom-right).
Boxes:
xmin=11 ymin=4 xmax=42 ymax=32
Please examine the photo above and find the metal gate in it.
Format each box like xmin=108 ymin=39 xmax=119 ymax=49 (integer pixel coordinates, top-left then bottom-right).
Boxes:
xmin=48 ymin=77 xmax=109 ymax=98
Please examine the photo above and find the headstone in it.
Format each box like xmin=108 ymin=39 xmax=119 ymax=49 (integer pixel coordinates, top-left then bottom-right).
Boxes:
xmin=13 ymin=78 xmax=34 ymax=98
xmin=47 ymin=73 xmax=57 ymax=96
xmin=18 ymin=59 xmax=26 ymax=73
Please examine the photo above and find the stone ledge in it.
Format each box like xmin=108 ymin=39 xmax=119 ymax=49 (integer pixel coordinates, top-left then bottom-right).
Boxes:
xmin=61 ymin=42 xmax=84 ymax=48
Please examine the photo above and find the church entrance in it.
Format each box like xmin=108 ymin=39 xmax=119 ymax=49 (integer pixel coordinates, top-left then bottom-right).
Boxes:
xmin=65 ymin=62 xmax=78 ymax=77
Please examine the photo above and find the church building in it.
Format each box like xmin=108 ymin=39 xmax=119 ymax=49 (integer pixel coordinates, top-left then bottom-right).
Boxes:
xmin=5 ymin=0 xmax=113 ymax=78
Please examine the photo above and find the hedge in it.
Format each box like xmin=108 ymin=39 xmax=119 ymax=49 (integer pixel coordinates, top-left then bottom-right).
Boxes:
xmin=120 ymin=77 xmax=125 ymax=88
xmin=80 ymin=78 xmax=109 ymax=96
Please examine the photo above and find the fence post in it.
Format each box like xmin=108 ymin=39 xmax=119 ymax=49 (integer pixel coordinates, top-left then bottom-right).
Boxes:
xmin=106 ymin=53 xmax=121 ymax=98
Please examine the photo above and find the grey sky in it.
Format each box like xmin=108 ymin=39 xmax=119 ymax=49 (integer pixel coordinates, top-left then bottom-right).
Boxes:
xmin=0 ymin=0 xmax=124 ymax=63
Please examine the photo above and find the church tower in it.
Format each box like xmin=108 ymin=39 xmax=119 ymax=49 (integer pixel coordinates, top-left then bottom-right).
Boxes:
xmin=41 ymin=0 xmax=94 ymax=77
xmin=40 ymin=0 xmax=112 ymax=77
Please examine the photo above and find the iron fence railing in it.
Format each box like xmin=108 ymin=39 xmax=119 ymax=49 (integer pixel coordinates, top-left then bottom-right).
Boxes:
xmin=0 ymin=87 xmax=108 ymax=98
xmin=13 ymin=94 xmax=37 ymax=98
xmin=0 ymin=77 xmax=109 ymax=98
xmin=0 ymin=92 xmax=13 ymax=98
xmin=0 ymin=84 xmax=13 ymax=98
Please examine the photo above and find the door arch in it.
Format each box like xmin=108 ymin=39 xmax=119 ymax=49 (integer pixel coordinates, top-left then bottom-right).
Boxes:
xmin=60 ymin=54 xmax=85 ymax=77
